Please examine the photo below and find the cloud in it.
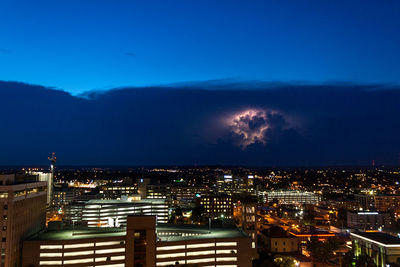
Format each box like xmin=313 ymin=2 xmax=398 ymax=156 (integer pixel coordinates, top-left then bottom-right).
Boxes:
xmin=124 ymin=52 xmax=136 ymax=57
xmin=0 ymin=80 xmax=400 ymax=166
xmin=0 ymin=48 xmax=10 ymax=54
xmin=226 ymin=109 xmax=290 ymax=149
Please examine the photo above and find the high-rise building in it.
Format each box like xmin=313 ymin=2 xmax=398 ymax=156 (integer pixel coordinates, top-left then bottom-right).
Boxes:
xmin=0 ymin=174 xmax=47 ymax=267
xmin=200 ymin=195 xmax=233 ymax=219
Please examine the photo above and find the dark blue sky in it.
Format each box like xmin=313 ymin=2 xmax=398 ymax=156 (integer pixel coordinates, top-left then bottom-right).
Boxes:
xmin=1 ymin=0 xmax=400 ymax=94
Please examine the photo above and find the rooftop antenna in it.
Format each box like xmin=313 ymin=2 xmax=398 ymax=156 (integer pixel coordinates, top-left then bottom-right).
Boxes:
xmin=48 ymin=152 xmax=56 ymax=172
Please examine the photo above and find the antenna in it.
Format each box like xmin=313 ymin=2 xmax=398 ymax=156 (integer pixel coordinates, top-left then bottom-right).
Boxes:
xmin=48 ymin=152 xmax=57 ymax=172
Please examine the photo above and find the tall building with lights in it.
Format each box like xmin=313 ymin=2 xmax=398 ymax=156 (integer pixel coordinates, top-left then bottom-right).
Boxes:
xmin=0 ymin=174 xmax=47 ymax=267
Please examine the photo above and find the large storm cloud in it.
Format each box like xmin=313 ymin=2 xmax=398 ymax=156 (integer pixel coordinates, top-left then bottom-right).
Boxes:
xmin=1 ymin=81 xmax=400 ymax=166
xmin=225 ymin=109 xmax=292 ymax=149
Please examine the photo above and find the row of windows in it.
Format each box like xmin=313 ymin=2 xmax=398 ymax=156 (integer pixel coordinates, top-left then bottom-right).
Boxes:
xmin=157 ymin=257 xmax=237 ymax=266
xmin=157 ymin=242 xmax=237 ymax=251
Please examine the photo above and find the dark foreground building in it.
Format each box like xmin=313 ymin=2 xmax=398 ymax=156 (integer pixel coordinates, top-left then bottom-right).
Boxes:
xmin=22 ymin=215 xmax=254 ymax=267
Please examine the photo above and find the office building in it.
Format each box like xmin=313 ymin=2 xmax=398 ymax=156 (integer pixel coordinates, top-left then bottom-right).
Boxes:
xmin=355 ymin=194 xmax=400 ymax=212
xmin=22 ymin=215 xmax=254 ymax=266
xmin=30 ymin=172 xmax=53 ymax=207
xmin=347 ymin=211 xmax=393 ymax=230
xmin=64 ymin=198 xmax=168 ymax=226
xmin=263 ymin=190 xmax=321 ymax=205
xmin=351 ymin=231 xmax=400 ymax=266
xmin=200 ymin=195 xmax=233 ymax=219
xmin=100 ymin=185 xmax=138 ymax=200
xmin=374 ymin=195 xmax=400 ymax=212
xmin=170 ymin=186 xmax=210 ymax=201
xmin=0 ymin=174 xmax=47 ymax=267
xmin=216 ymin=175 xmax=254 ymax=195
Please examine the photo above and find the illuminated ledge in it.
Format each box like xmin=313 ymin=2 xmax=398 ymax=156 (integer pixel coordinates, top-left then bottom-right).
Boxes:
xmin=350 ymin=232 xmax=400 ymax=248
xmin=288 ymin=232 xmax=334 ymax=237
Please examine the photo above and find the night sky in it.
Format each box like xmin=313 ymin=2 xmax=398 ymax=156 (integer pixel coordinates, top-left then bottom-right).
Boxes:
xmin=1 ymin=1 xmax=400 ymax=166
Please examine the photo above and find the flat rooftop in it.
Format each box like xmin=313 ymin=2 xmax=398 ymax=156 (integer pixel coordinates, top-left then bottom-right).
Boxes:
xmin=157 ymin=224 xmax=248 ymax=242
xmin=86 ymin=199 xmax=166 ymax=204
xmin=29 ymin=224 xmax=248 ymax=242
xmin=30 ymin=227 xmax=126 ymax=241
xmin=351 ymin=232 xmax=400 ymax=245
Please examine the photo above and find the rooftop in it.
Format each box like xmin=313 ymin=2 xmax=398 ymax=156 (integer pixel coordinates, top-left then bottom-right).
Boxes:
xmin=351 ymin=232 xmax=400 ymax=246
xmin=30 ymin=227 xmax=126 ymax=241
xmin=157 ymin=224 xmax=248 ymax=242
xmin=85 ymin=198 xmax=167 ymax=204
xmin=29 ymin=224 xmax=248 ymax=242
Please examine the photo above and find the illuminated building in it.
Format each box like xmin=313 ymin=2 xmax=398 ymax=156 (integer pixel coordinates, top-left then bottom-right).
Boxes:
xmin=287 ymin=230 xmax=335 ymax=244
xmin=100 ymin=185 xmax=138 ymax=200
xmin=351 ymin=231 xmax=400 ymax=266
xmin=22 ymin=215 xmax=254 ymax=267
xmin=374 ymin=195 xmax=400 ymax=212
xmin=146 ymin=185 xmax=169 ymax=199
xmin=355 ymin=193 xmax=400 ymax=212
xmin=240 ymin=201 xmax=257 ymax=258
xmin=0 ymin=174 xmax=47 ymax=267
xmin=355 ymin=193 xmax=376 ymax=211
xmin=137 ymin=178 xmax=150 ymax=199
xmin=347 ymin=211 xmax=393 ymax=230
xmin=30 ymin=172 xmax=53 ymax=207
xmin=64 ymin=198 xmax=168 ymax=226
xmin=200 ymin=195 xmax=233 ymax=219
xmin=262 ymin=190 xmax=321 ymax=205
xmin=216 ymin=175 xmax=255 ymax=195
xmin=52 ymin=185 xmax=80 ymax=207
xmin=170 ymin=186 xmax=210 ymax=201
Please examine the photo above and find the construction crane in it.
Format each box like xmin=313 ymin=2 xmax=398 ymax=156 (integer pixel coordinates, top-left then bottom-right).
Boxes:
xmin=48 ymin=152 xmax=56 ymax=172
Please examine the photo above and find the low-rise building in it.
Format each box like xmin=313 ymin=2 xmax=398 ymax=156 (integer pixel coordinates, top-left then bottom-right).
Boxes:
xmin=261 ymin=226 xmax=299 ymax=253
xmin=351 ymin=231 xmax=400 ymax=266
xmin=263 ymin=190 xmax=321 ymax=205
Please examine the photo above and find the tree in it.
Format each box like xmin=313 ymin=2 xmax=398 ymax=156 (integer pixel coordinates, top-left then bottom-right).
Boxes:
xmin=306 ymin=237 xmax=339 ymax=263
xmin=354 ymin=254 xmax=376 ymax=267
xmin=191 ymin=204 xmax=204 ymax=223
xmin=274 ymin=255 xmax=297 ymax=267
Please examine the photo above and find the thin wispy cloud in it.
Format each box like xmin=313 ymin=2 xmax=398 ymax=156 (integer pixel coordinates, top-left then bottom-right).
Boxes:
xmin=0 ymin=48 xmax=11 ymax=54
xmin=124 ymin=52 xmax=136 ymax=57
